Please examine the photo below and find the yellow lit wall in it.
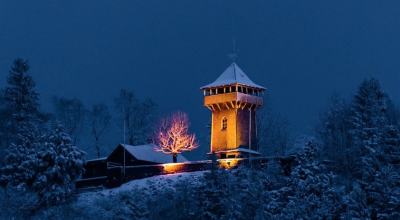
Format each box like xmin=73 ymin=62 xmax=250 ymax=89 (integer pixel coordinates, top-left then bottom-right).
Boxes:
xmin=211 ymin=107 xmax=258 ymax=153
xmin=211 ymin=108 xmax=237 ymax=152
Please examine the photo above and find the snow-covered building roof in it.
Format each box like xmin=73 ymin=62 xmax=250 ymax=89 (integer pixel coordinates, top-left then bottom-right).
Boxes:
xmin=201 ymin=62 xmax=265 ymax=89
xmin=122 ymin=144 xmax=188 ymax=164
xmin=213 ymin=148 xmax=261 ymax=155
xmin=85 ymin=157 xmax=107 ymax=163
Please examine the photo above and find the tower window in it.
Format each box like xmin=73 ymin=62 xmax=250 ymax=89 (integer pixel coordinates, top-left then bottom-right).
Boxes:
xmin=222 ymin=117 xmax=227 ymax=130
xmin=217 ymin=87 xmax=224 ymax=94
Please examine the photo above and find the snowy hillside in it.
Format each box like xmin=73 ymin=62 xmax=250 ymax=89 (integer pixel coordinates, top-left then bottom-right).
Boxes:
xmin=78 ymin=171 xmax=206 ymax=205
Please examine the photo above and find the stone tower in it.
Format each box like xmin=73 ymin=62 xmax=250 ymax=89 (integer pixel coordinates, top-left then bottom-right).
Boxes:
xmin=201 ymin=62 xmax=265 ymax=159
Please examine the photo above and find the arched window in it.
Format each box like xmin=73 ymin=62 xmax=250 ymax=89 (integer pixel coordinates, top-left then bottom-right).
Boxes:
xmin=222 ymin=117 xmax=227 ymax=130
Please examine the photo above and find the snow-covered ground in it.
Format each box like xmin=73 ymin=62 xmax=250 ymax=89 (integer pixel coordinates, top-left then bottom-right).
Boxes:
xmin=78 ymin=171 xmax=206 ymax=205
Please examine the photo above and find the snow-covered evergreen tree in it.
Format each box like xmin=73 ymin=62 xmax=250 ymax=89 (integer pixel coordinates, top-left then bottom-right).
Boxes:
xmin=196 ymin=153 xmax=231 ymax=219
xmin=349 ymin=77 xmax=400 ymax=218
xmin=4 ymin=58 xmax=40 ymax=126
xmin=0 ymin=123 xmax=42 ymax=190
xmin=286 ymin=140 xmax=344 ymax=219
xmin=0 ymin=91 xmax=14 ymax=164
xmin=350 ymin=78 xmax=387 ymax=168
xmin=34 ymin=122 xmax=85 ymax=205
xmin=1 ymin=59 xmax=43 ymax=190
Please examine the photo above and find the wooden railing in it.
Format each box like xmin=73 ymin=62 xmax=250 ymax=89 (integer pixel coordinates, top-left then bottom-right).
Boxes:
xmin=204 ymin=92 xmax=263 ymax=106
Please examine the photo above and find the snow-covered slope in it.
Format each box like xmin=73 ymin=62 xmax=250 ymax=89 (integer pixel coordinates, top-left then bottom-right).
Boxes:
xmin=78 ymin=171 xmax=206 ymax=205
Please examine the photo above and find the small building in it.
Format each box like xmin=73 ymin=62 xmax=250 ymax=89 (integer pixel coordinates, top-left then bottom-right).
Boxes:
xmin=77 ymin=157 xmax=108 ymax=189
xmin=201 ymin=62 xmax=265 ymax=159
xmin=107 ymin=144 xmax=188 ymax=166
xmin=82 ymin=157 xmax=108 ymax=179
xmin=77 ymin=144 xmax=188 ymax=188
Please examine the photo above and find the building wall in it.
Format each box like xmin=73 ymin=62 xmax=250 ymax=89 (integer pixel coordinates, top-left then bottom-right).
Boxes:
xmin=211 ymin=107 xmax=259 ymax=152
xmin=211 ymin=108 xmax=237 ymax=152
xmin=82 ymin=160 xmax=108 ymax=179
xmin=236 ymin=108 xmax=257 ymax=151
xmin=236 ymin=108 xmax=249 ymax=149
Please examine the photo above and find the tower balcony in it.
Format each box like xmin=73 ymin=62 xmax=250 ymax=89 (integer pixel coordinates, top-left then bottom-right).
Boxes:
xmin=204 ymin=92 xmax=263 ymax=111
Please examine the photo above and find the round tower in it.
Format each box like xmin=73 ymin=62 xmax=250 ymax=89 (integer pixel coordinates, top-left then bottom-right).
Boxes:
xmin=201 ymin=62 xmax=265 ymax=159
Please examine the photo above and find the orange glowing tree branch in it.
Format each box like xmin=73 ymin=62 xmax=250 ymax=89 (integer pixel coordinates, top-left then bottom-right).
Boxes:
xmin=154 ymin=111 xmax=198 ymax=163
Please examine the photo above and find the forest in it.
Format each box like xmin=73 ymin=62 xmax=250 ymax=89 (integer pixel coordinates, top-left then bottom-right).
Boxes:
xmin=0 ymin=58 xmax=400 ymax=219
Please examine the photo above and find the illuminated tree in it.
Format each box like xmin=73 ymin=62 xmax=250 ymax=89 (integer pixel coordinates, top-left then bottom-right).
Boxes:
xmin=154 ymin=111 xmax=198 ymax=163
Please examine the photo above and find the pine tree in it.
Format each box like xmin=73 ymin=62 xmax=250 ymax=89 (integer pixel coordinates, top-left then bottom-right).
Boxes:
xmin=0 ymin=124 xmax=42 ymax=190
xmin=34 ymin=122 xmax=85 ymax=205
xmin=0 ymin=91 xmax=14 ymax=164
xmin=196 ymin=153 xmax=231 ymax=219
xmin=349 ymin=77 xmax=400 ymax=218
xmin=1 ymin=59 xmax=42 ymax=190
xmin=4 ymin=58 xmax=40 ymax=127
xmin=351 ymin=78 xmax=387 ymax=158
xmin=286 ymin=140 xmax=344 ymax=219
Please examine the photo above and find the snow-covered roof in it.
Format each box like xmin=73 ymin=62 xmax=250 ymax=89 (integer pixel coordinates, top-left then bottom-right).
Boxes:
xmin=121 ymin=144 xmax=188 ymax=164
xmin=85 ymin=157 xmax=108 ymax=163
xmin=214 ymin=148 xmax=261 ymax=155
xmin=201 ymin=62 xmax=265 ymax=89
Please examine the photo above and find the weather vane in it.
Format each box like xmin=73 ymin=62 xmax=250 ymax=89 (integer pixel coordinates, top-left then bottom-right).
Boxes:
xmin=227 ymin=38 xmax=239 ymax=62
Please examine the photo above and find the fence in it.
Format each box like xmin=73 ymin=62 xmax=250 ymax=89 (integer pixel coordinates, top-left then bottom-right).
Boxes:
xmin=76 ymin=156 xmax=297 ymax=190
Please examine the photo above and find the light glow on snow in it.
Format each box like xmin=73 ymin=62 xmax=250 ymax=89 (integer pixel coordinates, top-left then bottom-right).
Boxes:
xmin=218 ymin=158 xmax=242 ymax=168
xmin=162 ymin=162 xmax=185 ymax=173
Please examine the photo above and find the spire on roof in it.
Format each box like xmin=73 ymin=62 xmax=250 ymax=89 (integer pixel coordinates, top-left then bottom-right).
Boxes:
xmin=200 ymin=62 xmax=265 ymax=89
xmin=227 ymin=38 xmax=239 ymax=62
xmin=201 ymin=40 xmax=265 ymax=89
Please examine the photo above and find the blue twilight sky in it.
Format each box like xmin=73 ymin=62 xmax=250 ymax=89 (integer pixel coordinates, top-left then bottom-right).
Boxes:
xmin=1 ymin=1 xmax=400 ymax=147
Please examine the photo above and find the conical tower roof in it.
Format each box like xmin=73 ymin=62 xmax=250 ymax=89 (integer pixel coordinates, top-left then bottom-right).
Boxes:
xmin=200 ymin=62 xmax=265 ymax=89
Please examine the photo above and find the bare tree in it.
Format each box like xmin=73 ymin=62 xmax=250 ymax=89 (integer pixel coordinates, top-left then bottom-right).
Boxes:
xmin=114 ymin=90 xmax=156 ymax=145
xmin=316 ymin=93 xmax=351 ymax=175
xmin=89 ymin=104 xmax=111 ymax=158
xmin=257 ymin=104 xmax=293 ymax=157
xmin=154 ymin=111 xmax=198 ymax=163
xmin=51 ymin=96 xmax=86 ymax=145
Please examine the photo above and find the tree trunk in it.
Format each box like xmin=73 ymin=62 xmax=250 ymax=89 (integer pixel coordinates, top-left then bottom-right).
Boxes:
xmin=96 ymin=137 xmax=100 ymax=158
xmin=173 ymin=154 xmax=177 ymax=163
